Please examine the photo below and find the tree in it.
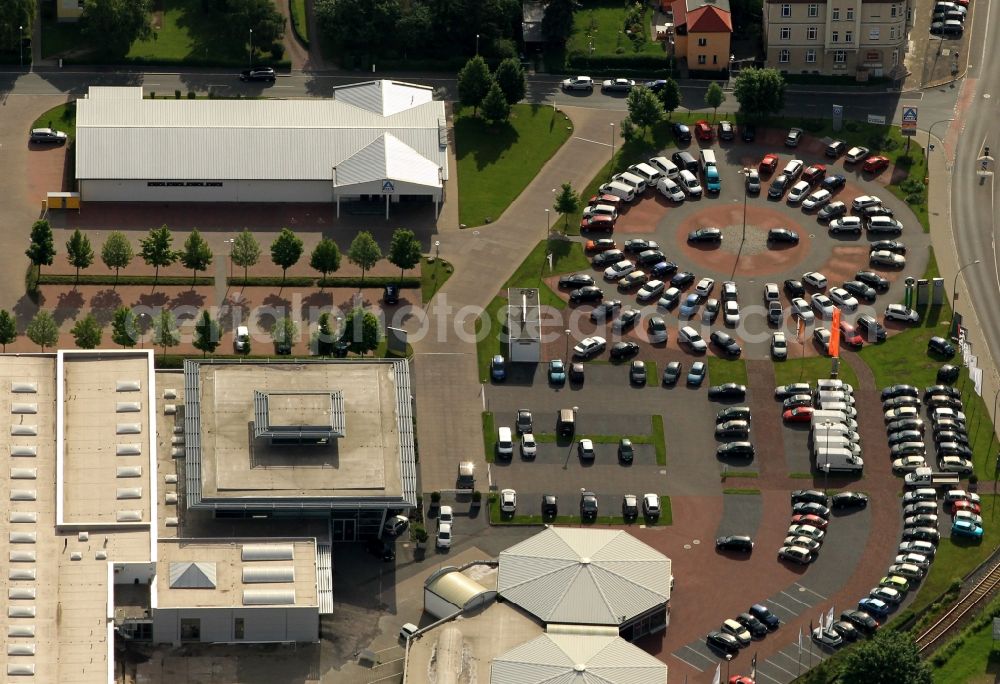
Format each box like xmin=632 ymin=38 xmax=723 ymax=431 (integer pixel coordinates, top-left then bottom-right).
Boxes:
xmin=193 ymin=310 xmax=221 ymax=357
xmin=626 ymin=86 xmax=664 ymax=134
xmin=388 ymin=228 xmax=421 ymax=282
xmin=216 ymin=0 xmax=285 ymax=53
xmin=494 ymin=58 xmax=526 ymax=105
xmin=340 ymin=308 xmax=380 ymax=356
xmin=732 ymin=66 xmax=786 ymax=119
xmin=840 ymin=631 xmax=930 ymax=684
xmin=704 ymin=81 xmax=726 ymax=121
xmin=314 ymin=0 xmax=399 ymax=62
xmin=310 ymin=238 xmax=342 ymax=282
xmin=65 ymin=231 xmax=94 ymax=284
xmin=480 ymin=81 xmax=511 ymax=124
xmin=151 ymin=309 xmax=180 ymax=358
xmin=618 ymin=117 xmax=638 ymax=143
xmin=179 ymin=229 xmax=213 ymax=285
xmin=231 ymin=228 xmax=261 ymax=281
xmin=139 ymin=225 xmax=178 ymax=286
xmin=0 ymin=1 xmax=36 ymax=53
xmin=271 ymin=316 xmax=298 ymax=354
xmin=553 ymin=183 xmax=580 ymax=230
xmin=658 ymin=78 xmax=682 ymax=119
xmin=347 ymin=231 xmax=382 ymax=284
xmin=25 ymin=219 xmax=55 ymax=281
xmin=457 ymin=56 xmax=492 ymax=115
xmin=25 ymin=310 xmax=58 ymax=351
xmin=111 ymin=306 xmax=138 ymax=348
xmin=542 ymin=0 xmax=575 ymax=43
xmin=101 ymin=231 xmax=133 ymax=287
xmin=270 ymin=228 xmax=304 ymax=284
xmin=80 ymin=0 xmax=153 ymax=57
xmin=70 ymin=314 xmax=102 ymax=349
xmin=0 ymin=310 xmax=17 ymax=351
xmin=313 ymin=312 xmax=336 ymax=355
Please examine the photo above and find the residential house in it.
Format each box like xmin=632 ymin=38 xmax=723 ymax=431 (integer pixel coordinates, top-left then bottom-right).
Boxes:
xmin=669 ymin=0 xmax=733 ymax=72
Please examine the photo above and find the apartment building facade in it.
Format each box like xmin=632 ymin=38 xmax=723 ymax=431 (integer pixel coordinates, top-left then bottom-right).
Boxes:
xmin=763 ymin=0 xmax=910 ymax=79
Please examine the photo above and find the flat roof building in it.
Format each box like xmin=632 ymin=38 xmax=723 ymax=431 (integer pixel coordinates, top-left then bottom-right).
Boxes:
xmin=506 ymin=288 xmax=541 ymax=363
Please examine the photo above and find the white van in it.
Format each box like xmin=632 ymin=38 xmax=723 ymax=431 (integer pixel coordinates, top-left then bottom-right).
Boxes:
xmin=699 ymin=149 xmax=717 ymax=172
xmin=679 ymin=170 xmax=703 ymax=197
xmin=816 ymin=390 xmax=855 ymax=406
xmin=656 ymin=177 xmax=685 ymax=202
xmin=497 ymin=427 xmax=514 ymax=458
xmin=629 ymin=162 xmax=663 ymax=184
xmin=817 ymin=379 xmax=853 ymax=393
xmin=599 ymin=180 xmax=636 ymax=203
xmin=819 ymin=401 xmax=857 ymax=418
xmin=816 ymin=448 xmax=864 ymax=472
xmin=614 ymin=171 xmax=647 ymax=194
xmin=649 ymin=156 xmax=680 ymax=179
xmin=813 ymin=437 xmax=861 ymax=456
xmin=818 ymin=423 xmax=860 ymax=442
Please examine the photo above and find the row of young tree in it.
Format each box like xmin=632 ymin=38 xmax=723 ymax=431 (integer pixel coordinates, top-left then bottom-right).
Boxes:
xmin=5 ymin=305 xmax=382 ymax=358
xmin=457 ymin=56 xmax=527 ymax=123
xmin=26 ymin=222 xmax=424 ymax=286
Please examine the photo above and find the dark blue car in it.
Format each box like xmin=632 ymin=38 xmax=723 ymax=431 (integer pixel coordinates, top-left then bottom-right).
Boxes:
xmin=490 ymin=355 xmax=506 ymax=381
xmin=857 ymin=598 xmax=890 ymax=619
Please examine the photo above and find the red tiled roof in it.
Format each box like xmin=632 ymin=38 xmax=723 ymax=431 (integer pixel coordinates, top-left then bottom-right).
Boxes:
xmin=671 ymin=0 xmax=688 ymax=27
xmin=687 ymin=5 xmax=733 ymax=32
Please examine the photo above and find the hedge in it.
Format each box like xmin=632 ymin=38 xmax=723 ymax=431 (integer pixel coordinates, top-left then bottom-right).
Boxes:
xmin=566 ymin=52 xmax=673 ymax=73
xmin=289 ymin=0 xmax=310 ymax=48
xmin=39 ymin=274 xmax=214 ymax=287
xmin=228 ymin=276 xmax=421 ymax=288
xmin=56 ymin=56 xmax=293 ymax=70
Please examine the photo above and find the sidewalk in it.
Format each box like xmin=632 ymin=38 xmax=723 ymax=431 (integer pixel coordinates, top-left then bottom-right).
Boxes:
xmin=410 ymin=106 xmax=622 ymax=493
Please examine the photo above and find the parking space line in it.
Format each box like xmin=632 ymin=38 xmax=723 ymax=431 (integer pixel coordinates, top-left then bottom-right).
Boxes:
xmin=671 ymin=650 xmax=705 ymax=671
xmin=755 ymin=669 xmax=786 ymax=684
xmin=682 ymin=644 xmax=719 ymax=665
xmin=779 ymin=590 xmax=813 ymax=607
xmin=763 ymin=658 xmax=796 ymax=676
xmin=766 ymin=598 xmax=799 ymax=615
xmin=795 ymin=583 xmax=827 ymax=600
xmin=775 ymin=648 xmax=803 ymax=667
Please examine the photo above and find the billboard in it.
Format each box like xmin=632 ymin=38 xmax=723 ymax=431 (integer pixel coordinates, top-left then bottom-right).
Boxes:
xmin=901 ymin=106 xmax=918 ymax=136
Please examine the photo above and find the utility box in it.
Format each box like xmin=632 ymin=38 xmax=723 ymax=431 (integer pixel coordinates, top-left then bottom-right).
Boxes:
xmin=932 ymin=278 xmax=945 ymax=305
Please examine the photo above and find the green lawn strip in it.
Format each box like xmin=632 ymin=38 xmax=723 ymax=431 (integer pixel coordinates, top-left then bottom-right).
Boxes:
xmin=929 ymin=596 xmax=1000 ymax=680
xmin=722 ymin=470 xmax=759 ymax=478
xmin=456 ymin=103 xmax=573 ymax=227
xmin=723 ymin=488 xmax=761 ymax=495
xmin=643 ymin=360 xmax=658 ymax=383
xmin=420 ymin=258 xmax=454 ymax=303
xmin=787 ymin=472 xmax=815 ymax=479
xmin=41 ymin=274 xmax=213 ymax=287
xmin=706 ymin=357 xmax=749 ymax=385
xmin=651 ymin=414 xmax=666 ymax=466
xmin=772 ymin=355 xmax=859 ymax=389
xmin=489 ymin=495 xmax=671 ymax=526
xmin=476 ymin=297 xmax=506 ymax=382
xmin=32 ymin=102 xmax=77 ymax=142
xmin=289 ymin=0 xmax=309 ymax=46
xmin=482 ymin=411 xmax=495 ymax=463
xmin=567 ymin=0 xmax=663 ymax=57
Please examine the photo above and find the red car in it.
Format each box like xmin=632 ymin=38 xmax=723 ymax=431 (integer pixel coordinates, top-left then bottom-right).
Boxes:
xmin=840 ymin=321 xmax=864 ymax=347
xmin=729 ymin=677 xmax=755 ymax=684
xmin=695 ymin=120 xmax=713 ymax=141
xmin=588 ymin=193 xmax=622 ymax=207
xmin=580 ymin=215 xmax=616 ymax=232
xmin=783 ymin=406 xmax=814 ymax=422
xmin=585 ymin=238 xmax=617 ymax=253
xmin=952 ymin=499 xmax=982 ymax=515
xmin=791 ymin=513 xmax=829 ymax=530
xmin=802 ymin=164 xmax=827 ymax=184
xmin=759 ymin=153 xmax=779 ymax=174
xmin=863 ymin=155 xmax=891 ymax=174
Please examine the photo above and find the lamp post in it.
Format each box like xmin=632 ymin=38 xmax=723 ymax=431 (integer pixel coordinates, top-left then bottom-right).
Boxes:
xmin=564 ymin=329 xmax=571 ymax=361
xmin=223 ymin=238 xmax=235 ymax=280
xmin=435 ymin=240 xmax=440 ymax=260
xmin=249 ymin=28 xmax=253 ymax=67
xmin=609 ymin=123 xmax=615 ymax=178
xmin=950 ymin=258 xmax=980 ymax=340
xmin=926 ymin=118 xmax=954 ymax=174
xmin=725 ymin=654 xmax=733 ymax=681
xmin=19 ymin=25 xmax=23 ymax=68
xmin=476 ymin=34 xmax=480 ymax=56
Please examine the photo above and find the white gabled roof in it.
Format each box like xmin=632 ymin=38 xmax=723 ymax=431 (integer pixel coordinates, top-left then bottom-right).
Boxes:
xmin=335 ymin=133 xmax=442 ymax=188
xmin=332 ymin=79 xmax=435 ymax=116
xmin=490 ymin=633 xmax=668 ymax=684
xmin=498 ymin=528 xmax=670 ymax=625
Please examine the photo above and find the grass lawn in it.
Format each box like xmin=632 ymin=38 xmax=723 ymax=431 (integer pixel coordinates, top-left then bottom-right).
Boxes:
xmin=290 ymin=0 xmax=309 ymax=45
xmin=773 ymin=354 xmax=859 ymax=389
xmin=455 ymin=104 xmax=573 ymax=227
xmin=475 ymin=239 xmax=590 ymax=381
xmin=420 ymin=257 xmax=453 ymax=303
xmin=481 ymin=411 xmax=496 ymax=463
xmin=723 ymin=488 xmax=761 ymax=494
xmin=32 ymin=102 xmax=77 ymax=142
xmin=567 ymin=0 xmax=663 ymax=57
xmin=706 ymin=357 xmax=749 ymax=386
xmin=652 ymin=414 xmax=666 ymax=465
xmin=931 ymin=596 xmax=1000 ymax=683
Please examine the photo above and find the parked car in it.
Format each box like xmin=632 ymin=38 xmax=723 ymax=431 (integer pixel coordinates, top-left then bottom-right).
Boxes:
xmin=785 ymin=127 xmax=803 ymax=147
xmin=822 ymin=174 xmax=847 ymax=191
xmin=768 ymin=228 xmax=799 ymax=244
xmin=29 ymin=127 xmax=68 ymax=144
xmin=818 ymin=201 xmax=848 ymax=222
xmin=561 ymin=76 xmax=594 ymax=91
xmin=601 ymin=78 xmax=635 ymax=92
xmin=829 ymin=217 xmax=863 ymax=235
xmin=759 ymin=153 xmax=780 ymax=174
xmin=845 ymin=146 xmax=870 ymax=164
xmin=885 ymin=304 xmax=920 ymax=323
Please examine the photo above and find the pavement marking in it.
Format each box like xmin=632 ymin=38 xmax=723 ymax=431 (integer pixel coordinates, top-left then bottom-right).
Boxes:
xmin=780 ymin=590 xmax=813 ymax=607
xmin=776 ymin=647 xmax=803 ymax=665
xmin=755 ymin=669 xmax=786 ymax=684
xmin=795 ymin=583 xmax=827 ymax=600
xmin=681 ymin=644 xmax=719 ymax=665
xmin=573 ymin=136 xmax=612 ymax=147
xmin=763 ymin=657 xmax=796 ymax=676
xmin=766 ymin=598 xmax=799 ymax=615
xmin=671 ymin=650 xmax=705 ymax=671
xmin=274 ymin=85 xmax=293 ymax=88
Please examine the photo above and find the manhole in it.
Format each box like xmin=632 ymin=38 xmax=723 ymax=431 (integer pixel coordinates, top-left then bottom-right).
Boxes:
xmin=683 ymin=544 xmax=692 ymax=549
xmin=692 ymin=539 xmax=701 ymax=545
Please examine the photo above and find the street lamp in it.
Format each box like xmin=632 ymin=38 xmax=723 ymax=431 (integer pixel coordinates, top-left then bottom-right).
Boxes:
xmin=223 ymin=238 xmax=235 ymax=280
xmin=249 ymin=28 xmax=253 ymax=67
xmin=476 ymin=34 xmax=480 ymax=56
xmin=926 ymin=118 xmax=955 ymax=173
xmin=19 ymin=25 xmax=23 ymax=68
xmin=545 ymin=208 xmax=550 ymax=241
xmin=950 ymin=258 xmax=980 ymax=339
xmin=564 ymin=329 xmax=571 ymax=360
xmin=435 ymin=240 xmax=440 ymax=260
xmin=609 ymin=123 xmax=615 ymax=178
xmin=725 ymin=654 xmax=733 ymax=681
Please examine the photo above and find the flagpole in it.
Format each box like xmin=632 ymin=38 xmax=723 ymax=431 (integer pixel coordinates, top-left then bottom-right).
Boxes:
xmin=797 ymin=627 xmax=803 ymax=675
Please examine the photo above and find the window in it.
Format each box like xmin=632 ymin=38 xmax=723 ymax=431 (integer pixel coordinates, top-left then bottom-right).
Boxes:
xmin=892 ymin=48 xmax=899 ymax=65
xmin=806 ymin=49 xmax=817 ymax=63
xmin=846 ymin=7 xmax=854 ymax=19
xmin=891 ymin=4 xmax=898 ymax=16
xmin=234 ymin=618 xmax=245 ymax=640
xmin=781 ymin=3 xmax=791 ymax=17
xmin=845 ymin=30 xmax=853 ymax=42
xmin=870 ymin=27 xmax=881 ymax=39
xmin=832 ymin=31 xmax=839 ymax=42
xmin=698 ymin=54 xmax=706 ymax=64
xmin=834 ymin=50 xmax=846 ymax=63
xmin=180 ymin=619 xmax=201 ymax=642
xmin=779 ymin=49 xmax=790 ymax=63
xmin=780 ymin=27 xmax=791 ymax=40
xmin=832 ymin=7 xmax=840 ymax=19
xmin=808 ymin=3 xmax=819 ymax=16
xmin=698 ymin=37 xmax=707 ymax=46
xmin=890 ymin=26 xmax=897 ymax=39
xmin=713 ymin=54 xmax=718 ymax=64
xmin=808 ymin=26 xmax=818 ymax=39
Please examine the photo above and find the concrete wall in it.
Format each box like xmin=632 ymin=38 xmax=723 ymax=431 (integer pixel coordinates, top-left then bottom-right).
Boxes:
xmin=152 ymin=606 xmax=319 ymax=644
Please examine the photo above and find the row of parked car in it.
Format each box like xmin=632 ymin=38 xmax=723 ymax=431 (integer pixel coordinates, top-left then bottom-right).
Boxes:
xmin=930 ymin=0 xmax=967 ymax=35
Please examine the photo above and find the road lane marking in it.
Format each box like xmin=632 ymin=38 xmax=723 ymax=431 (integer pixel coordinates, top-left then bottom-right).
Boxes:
xmin=795 ymin=583 xmax=827 ymax=600
xmin=672 ymin=650 xmax=706 ymax=671
xmin=573 ymin=136 xmax=612 ymax=147
xmin=775 ymin=649 xmax=803 ymax=667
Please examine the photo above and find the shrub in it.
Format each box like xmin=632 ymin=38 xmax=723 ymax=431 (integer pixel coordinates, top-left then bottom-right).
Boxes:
xmin=270 ymin=42 xmax=284 ymax=60
xmin=472 ymin=490 xmax=483 ymax=503
xmin=187 ymin=91 xmax=195 ymax=99
xmin=802 ymin=119 xmax=825 ymax=132
xmin=411 ymin=524 xmax=428 ymax=543
xmin=148 ymin=91 xmax=155 ymax=99
xmin=174 ymin=89 xmax=181 ymax=99
xmin=906 ymin=193 xmax=925 ymax=205
xmin=430 ymin=491 xmax=441 ymax=504
xmin=845 ymin=121 xmax=860 ymax=132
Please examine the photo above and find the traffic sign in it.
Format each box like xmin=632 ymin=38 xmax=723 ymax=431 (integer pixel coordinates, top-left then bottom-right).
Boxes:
xmin=382 ymin=180 xmax=395 ymax=193
xmin=901 ymin=106 xmax=918 ymax=136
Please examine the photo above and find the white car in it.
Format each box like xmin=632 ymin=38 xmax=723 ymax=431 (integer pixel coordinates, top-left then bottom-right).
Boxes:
xmin=521 ymin=433 xmax=537 ymax=458
xmin=772 ymin=332 xmax=788 ymax=359
xmin=787 ymin=180 xmax=811 ymax=204
xmin=782 ymin=159 xmax=804 ymax=179
xmin=846 ymin=146 xmax=870 ymax=163
xmin=604 ymin=260 xmax=636 ymax=281
xmin=852 ymin=195 xmax=883 ymax=211
xmin=885 ymin=304 xmax=920 ymax=323
xmin=438 ymin=505 xmax=454 ymax=525
xmin=583 ymin=203 xmax=617 ymax=219
xmin=657 ymin=177 xmax=685 ymax=202
xmin=234 ymin=325 xmax=250 ymax=352
xmin=679 ymin=326 xmax=708 ymax=352
xmin=885 ymin=406 xmax=920 ymax=422
xmin=561 ymin=76 xmax=594 ymax=91
xmin=810 ymin=294 xmax=835 ymax=319
xmin=871 ymin=250 xmax=906 ymax=268
xmin=954 ymin=509 xmax=984 ymax=526
xmin=500 ymin=488 xmax=517 ymax=514
xmin=436 ymin=522 xmax=453 ymax=549
xmin=829 ymin=287 xmax=859 ymax=311
xmin=724 ymin=300 xmax=740 ymax=326
xmin=649 ymin=156 xmax=680 ymax=179
xmin=892 ymin=455 xmax=928 ymax=473
xmin=788 ymin=524 xmax=825 ymax=543
xmin=829 ymin=216 xmax=863 ymax=234
xmin=601 ymin=78 xmax=635 ymax=92
xmin=802 ymin=189 xmax=832 ymax=210
xmin=764 ymin=282 xmax=780 ymax=302
xmin=695 ymin=277 xmax=715 ymax=298
xmin=791 ymin=298 xmax=815 ymax=324
xmin=813 ymin=327 xmax=832 ymax=353
xmin=637 ymin=280 xmax=666 ymax=303
xmin=573 ymin=336 xmax=607 ymax=358
xmin=643 ymin=493 xmax=661 ymax=516
xmin=803 ymin=271 xmax=828 ymax=290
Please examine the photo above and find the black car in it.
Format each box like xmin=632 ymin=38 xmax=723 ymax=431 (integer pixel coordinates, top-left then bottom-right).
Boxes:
xmin=570 ymin=286 xmax=604 ymax=303
xmin=793 ymin=502 xmax=831 ymax=518
xmin=831 ymin=620 xmax=860 ymax=642
xmin=650 ymin=260 xmax=679 ymax=278
xmin=580 ymin=491 xmax=598 ymax=520
xmin=592 ymin=250 xmax=625 ymax=267
xmin=29 ymin=127 xmax=68 ymax=144
xmin=717 ymin=441 xmax=755 ymax=459
xmin=749 ymin=603 xmax=781 ymax=631
xmin=826 ymin=140 xmax=847 ymax=158
xmin=569 ymin=362 xmax=585 ymax=383
xmin=716 ymin=535 xmax=754 ymax=552
xmin=785 ymin=127 xmax=803 ymax=147
xmin=383 ymin=284 xmax=400 ymax=305
xmin=706 ymin=630 xmax=741 ymax=656
xmin=240 ymin=67 xmax=277 ymax=82
xmin=671 ymin=271 xmax=695 ymax=288
xmin=541 ymin=494 xmax=558 ymax=517
xmin=718 ymin=120 xmax=735 ymax=140
xmin=902 ymin=526 xmax=940 ymax=542
xmin=791 ymin=489 xmax=830 ymax=506
xmin=818 ymin=202 xmax=848 ymax=221
xmin=662 ymin=361 xmax=682 ymax=386
xmin=768 ymin=228 xmax=799 ymax=244
xmin=784 ymin=279 xmax=805 ymax=298
xmin=831 ymin=491 xmax=869 ymax=509
xmin=618 ymin=439 xmax=635 ymax=464
xmin=856 ymin=270 xmax=890 ymax=292
xmin=768 ymin=174 xmax=791 ymax=199
xmin=624 ymin=238 xmax=657 ymax=253
xmin=559 ymin=273 xmax=596 ymax=289
xmin=708 ymin=383 xmax=747 ymax=400
xmin=925 ymin=384 xmax=962 ymax=399
xmin=613 ymin=308 xmax=641 ymax=332
xmin=882 ymin=384 xmax=919 ymax=400
xmin=710 ymin=331 xmax=742 ymax=357
xmin=672 ymin=123 xmax=692 ymax=143
xmin=928 ymin=336 xmax=956 ymax=357
xmin=590 ymin=299 xmax=622 ymax=322
xmin=610 ymin=341 xmax=640 ymax=360
xmin=737 ymin=613 xmax=769 ymax=639
xmin=629 ymin=360 xmax=647 ymax=385
xmin=822 ymin=174 xmax=847 ymax=191
xmin=840 ymin=610 xmax=879 ymax=636
xmin=938 ymin=364 xmax=960 ymax=383
xmin=843 ymin=280 xmax=877 ymax=303
xmin=637 ymin=249 xmax=666 ymax=266
xmin=672 ymin=150 xmax=697 ymax=171
xmin=860 ymin=204 xmax=895 ymax=219
xmin=688 ymin=228 xmax=723 ymax=243
xmin=741 ymin=124 xmax=756 ymax=142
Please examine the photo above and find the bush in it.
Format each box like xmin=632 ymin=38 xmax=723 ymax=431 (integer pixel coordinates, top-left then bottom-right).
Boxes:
xmin=472 ymin=490 xmax=483 ymax=503
xmin=844 ymin=121 xmax=860 ymax=132
xmin=906 ymin=193 xmax=925 ymax=205
xmin=430 ymin=491 xmax=441 ymax=504
xmin=411 ymin=524 xmax=428 ymax=543
xmin=227 ymin=275 xmax=420 ymax=288
xmin=175 ymin=89 xmax=181 ymax=99
xmin=148 ymin=91 xmax=155 ymax=99
xmin=566 ymin=52 xmax=671 ymax=74
xmin=38 ymin=274 xmax=213 ymax=287
xmin=187 ymin=91 xmax=196 ymax=99
xmin=802 ymin=119 xmax=826 ymax=133
xmin=270 ymin=42 xmax=284 ymax=60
